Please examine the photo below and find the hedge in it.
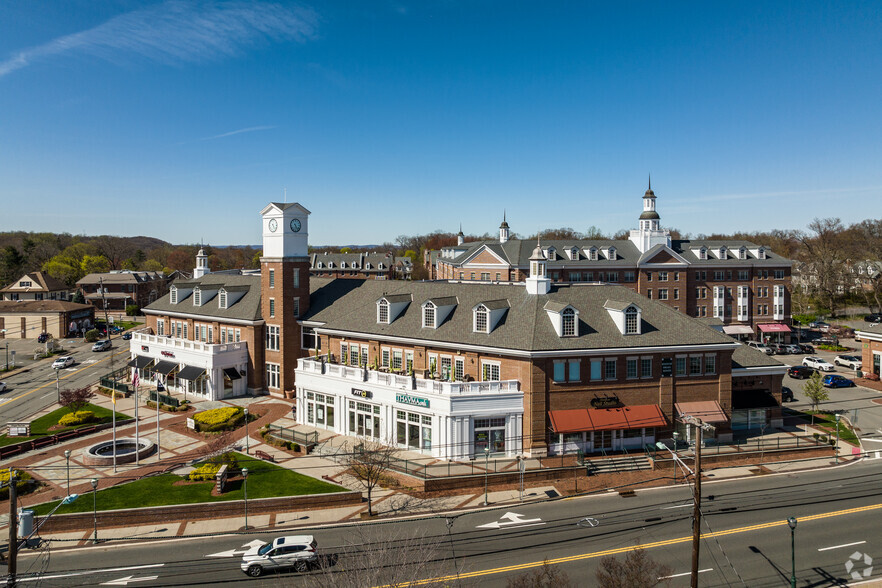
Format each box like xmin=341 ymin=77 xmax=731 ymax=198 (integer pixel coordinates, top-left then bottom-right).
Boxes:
xmin=193 ymin=406 xmax=244 ymax=433
xmin=0 ymin=468 xmax=33 ymax=500
xmin=58 ymin=410 xmax=95 ymax=427
xmin=189 ymin=462 xmax=223 ymax=481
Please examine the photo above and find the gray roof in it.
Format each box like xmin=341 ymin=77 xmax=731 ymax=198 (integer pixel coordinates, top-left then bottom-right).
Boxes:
xmin=731 ymin=344 xmax=785 ymax=369
xmin=310 ymin=252 xmax=397 ymax=273
xmin=603 ymin=300 xmax=633 ymax=311
xmin=77 ymin=271 xmax=166 ymax=285
xmin=479 ymin=299 xmax=510 ymax=310
xmin=144 ymin=273 xmax=262 ymax=321
xmin=382 ymin=294 xmax=412 ymax=303
xmin=305 ymin=279 xmax=737 ymax=353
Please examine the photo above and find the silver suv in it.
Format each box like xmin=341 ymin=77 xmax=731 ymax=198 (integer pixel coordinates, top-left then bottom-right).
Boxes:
xmin=746 ymin=341 xmax=773 ymax=355
xmin=91 ymin=339 xmax=112 ymax=352
xmin=241 ymin=535 xmax=318 ymax=577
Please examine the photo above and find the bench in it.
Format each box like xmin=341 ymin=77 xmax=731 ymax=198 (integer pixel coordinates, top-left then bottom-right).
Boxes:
xmin=321 ymin=475 xmax=334 ymax=482
xmin=254 ymin=450 xmax=275 ymax=462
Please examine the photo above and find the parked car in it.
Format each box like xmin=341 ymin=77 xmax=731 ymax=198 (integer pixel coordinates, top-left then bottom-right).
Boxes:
xmin=787 ymin=365 xmax=815 ymax=379
xmin=121 ymin=332 xmax=133 ymax=340
xmin=37 ymin=332 xmax=50 ymax=343
xmin=834 ymin=355 xmax=862 ymax=370
xmin=784 ymin=344 xmax=802 ymax=354
xmin=799 ymin=343 xmax=815 ymax=354
xmin=815 ymin=337 xmax=837 ymax=347
xmin=241 ymin=535 xmax=318 ymax=577
xmin=92 ymin=339 xmax=112 ymax=352
xmin=52 ymin=356 xmax=75 ymax=369
xmin=781 ymin=386 xmax=794 ymax=402
xmin=0 ymin=382 xmax=7 ymax=393
xmin=810 ymin=321 xmax=830 ymax=332
xmin=822 ymin=374 xmax=855 ymax=388
xmin=746 ymin=341 xmax=774 ymax=355
xmin=803 ymin=356 xmax=835 ymax=372
xmin=865 ymin=313 xmax=882 ymax=323
xmin=770 ymin=343 xmax=789 ymax=355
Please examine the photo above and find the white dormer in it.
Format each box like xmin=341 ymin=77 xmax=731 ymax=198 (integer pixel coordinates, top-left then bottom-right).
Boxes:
xmin=365 ymin=262 xmax=372 ymax=270
xmin=352 ymin=262 xmax=359 ymax=269
xmin=317 ymin=261 xmax=323 ymax=269
xmin=697 ymin=246 xmax=708 ymax=260
xmin=421 ymin=297 xmax=457 ymax=328
xmin=170 ymin=286 xmax=178 ymax=304
xmin=328 ymin=261 xmax=335 ymax=269
xmin=218 ymin=286 xmax=246 ymax=309
xmin=169 ymin=282 xmax=195 ymax=304
xmin=473 ymin=300 xmax=509 ymax=333
xmin=193 ymin=287 xmax=202 ymax=307
xmin=341 ymin=261 xmax=347 ymax=269
xmin=544 ymin=246 xmax=556 ymax=261
xmin=749 ymin=246 xmax=767 ymax=260
xmin=605 ymin=246 xmax=617 ymax=260
xmin=192 ymin=283 xmax=220 ymax=307
xmin=585 ymin=246 xmax=598 ymax=261
xmin=218 ymin=289 xmax=227 ymax=309
xmin=716 ymin=246 xmax=727 ymax=259
xmin=567 ymin=247 xmax=579 ymax=261
xmin=604 ymin=300 xmax=642 ymax=335
xmin=544 ymin=301 xmax=579 ymax=337
xmin=377 ymin=294 xmax=411 ymax=324
xmin=738 ymin=246 xmax=747 ymax=260
xmin=378 ymin=262 xmax=385 ymax=270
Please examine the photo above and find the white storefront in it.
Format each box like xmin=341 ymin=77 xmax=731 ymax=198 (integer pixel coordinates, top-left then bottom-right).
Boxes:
xmin=295 ymin=356 xmax=524 ymax=460
xmin=129 ymin=332 xmax=249 ymax=401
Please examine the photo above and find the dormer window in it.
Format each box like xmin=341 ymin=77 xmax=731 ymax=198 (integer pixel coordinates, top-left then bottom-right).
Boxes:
xmin=561 ymin=308 xmax=576 ymax=336
xmin=377 ymin=299 xmax=389 ymax=324
xmin=341 ymin=261 xmax=347 ymax=269
xmin=474 ymin=305 xmax=489 ymax=333
xmin=625 ymin=307 xmax=638 ymax=334
xmin=193 ymin=288 xmax=202 ymax=306
xmin=352 ymin=262 xmax=359 ymax=269
xmin=423 ymin=302 xmax=436 ymax=328
xmin=317 ymin=261 xmax=323 ymax=269
xmin=699 ymin=247 xmax=708 ymax=260
xmin=569 ymin=247 xmax=578 ymax=260
xmin=589 ymin=247 xmax=598 ymax=261
xmin=328 ymin=261 xmax=335 ymax=269
xmin=758 ymin=247 xmax=766 ymax=260
xmin=738 ymin=246 xmax=747 ymax=260
xmin=545 ymin=246 xmax=556 ymax=260
xmin=378 ymin=263 xmax=385 ymax=270
xmin=170 ymin=287 xmax=178 ymax=304
xmin=607 ymin=247 xmax=616 ymax=260
xmin=366 ymin=263 xmax=372 ymax=270
xmin=218 ymin=290 xmax=227 ymax=309
xmin=719 ymin=246 xmax=727 ymax=259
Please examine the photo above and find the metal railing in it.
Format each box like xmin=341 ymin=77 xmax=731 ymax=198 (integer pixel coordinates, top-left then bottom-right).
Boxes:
xmin=265 ymin=424 xmax=319 ymax=447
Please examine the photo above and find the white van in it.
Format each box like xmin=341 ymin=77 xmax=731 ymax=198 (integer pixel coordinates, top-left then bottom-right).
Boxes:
xmin=745 ymin=341 xmax=773 ymax=355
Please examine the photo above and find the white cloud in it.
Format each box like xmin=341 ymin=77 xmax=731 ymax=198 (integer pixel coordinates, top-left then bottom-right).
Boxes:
xmin=0 ymin=1 xmax=319 ymax=78
xmin=199 ymin=125 xmax=277 ymax=141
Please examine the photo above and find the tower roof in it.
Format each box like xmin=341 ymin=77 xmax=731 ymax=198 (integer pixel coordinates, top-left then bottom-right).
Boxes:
xmin=529 ymin=239 xmax=546 ymax=261
xmin=639 ymin=210 xmax=660 ymax=220
xmin=500 ymin=211 xmax=509 ymax=229
xmin=644 ymin=175 xmax=656 ymax=199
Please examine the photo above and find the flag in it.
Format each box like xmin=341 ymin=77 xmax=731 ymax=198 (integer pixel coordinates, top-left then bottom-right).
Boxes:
xmin=111 ymin=390 xmax=116 ymax=405
xmin=132 ymin=369 xmax=139 ymax=389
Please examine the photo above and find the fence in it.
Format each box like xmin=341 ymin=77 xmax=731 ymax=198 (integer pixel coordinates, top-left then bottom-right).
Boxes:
xmin=265 ymin=424 xmax=319 ymax=448
xmin=149 ymin=390 xmax=180 ymax=407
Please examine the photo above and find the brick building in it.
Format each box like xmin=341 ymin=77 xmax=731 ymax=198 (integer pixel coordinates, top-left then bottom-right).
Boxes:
xmin=856 ymin=323 xmax=882 ymax=378
xmin=428 ymin=183 xmax=794 ymax=343
xmin=76 ymin=270 xmax=172 ymax=311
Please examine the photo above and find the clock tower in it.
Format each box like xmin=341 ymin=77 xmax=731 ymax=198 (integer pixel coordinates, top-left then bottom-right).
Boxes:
xmin=259 ymin=202 xmax=311 ymax=398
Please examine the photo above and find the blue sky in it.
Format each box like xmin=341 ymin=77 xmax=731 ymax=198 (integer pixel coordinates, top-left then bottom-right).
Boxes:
xmin=2 ymin=1 xmax=881 ymax=247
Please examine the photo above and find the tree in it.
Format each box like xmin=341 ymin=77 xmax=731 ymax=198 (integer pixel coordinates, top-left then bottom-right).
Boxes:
xmin=803 ymin=370 xmax=829 ymax=420
xmin=143 ymin=259 xmax=163 ymax=272
xmin=80 ymin=254 xmax=111 ymax=274
xmin=59 ymin=386 xmax=95 ymax=413
xmin=595 ymin=545 xmax=672 ymax=588
xmin=507 ymin=560 xmax=574 ymax=587
xmin=343 ymin=438 xmax=400 ymax=517
xmin=796 ymin=218 xmax=848 ymax=317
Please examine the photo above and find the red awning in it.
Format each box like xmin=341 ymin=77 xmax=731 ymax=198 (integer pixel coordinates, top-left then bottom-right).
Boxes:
xmin=549 ymin=405 xmax=667 ymax=433
xmin=758 ymin=323 xmax=791 ymax=333
xmin=675 ymin=401 xmax=728 ymax=424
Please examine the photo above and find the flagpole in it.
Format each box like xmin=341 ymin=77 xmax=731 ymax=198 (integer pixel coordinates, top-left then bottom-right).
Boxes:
xmin=134 ymin=369 xmax=140 ymax=466
xmin=112 ymin=384 xmax=117 ymax=473
xmin=156 ymin=375 xmax=161 ymax=461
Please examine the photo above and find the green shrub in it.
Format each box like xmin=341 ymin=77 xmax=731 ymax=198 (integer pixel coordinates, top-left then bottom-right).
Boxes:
xmin=58 ymin=410 xmax=95 ymax=427
xmin=292 ymin=442 xmax=301 ymax=452
xmin=125 ymin=304 xmax=140 ymax=316
xmin=204 ymin=451 xmax=239 ymax=471
xmin=0 ymin=469 xmax=33 ymax=500
xmin=84 ymin=329 xmax=99 ymax=342
xmin=188 ymin=462 xmax=222 ymax=481
xmin=193 ymin=407 xmax=244 ymax=432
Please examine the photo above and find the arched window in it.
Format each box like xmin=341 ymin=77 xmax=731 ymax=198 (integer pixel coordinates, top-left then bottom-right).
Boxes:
xmin=561 ymin=308 xmax=576 ymax=337
xmin=474 ymin=305 xmax=489 ymax=333
xmin=625 ymin=307 xmax=639 ymax=334
xmin=377 ymin=299 xmax=389 ymax=324
xmin=423 ymin=303 xmax=436 ymax=328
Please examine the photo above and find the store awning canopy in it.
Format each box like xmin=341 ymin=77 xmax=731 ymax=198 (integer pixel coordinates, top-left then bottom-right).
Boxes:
xmin=758 ymin=323 xmax=791 ymax=333
xmin=152 ymin=360 xmax=178 ymax=375
xmin=675 ymin=401 xmax=728 ymax=424
xmin=549 ymin=405 xmax=668 ymax=433
xmin=223 ymin=367 xmax=242 ymax=380
xmin=177 ymin=365 xmax=206 ymax=381
xmin=127 ymin=355 xmax=154 ymax=369
xmin=723 ymin=325 xmax=754 ymax=335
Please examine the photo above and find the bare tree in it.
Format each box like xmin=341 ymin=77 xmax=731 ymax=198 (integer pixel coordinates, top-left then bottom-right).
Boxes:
xmin=343 ymin=437 xmax=400 ymax=517
xmin=507 ymin=559 xmax=574 ymax=587
xmin=59 ymin=386 xmax=95 ymax=413
xmin=595 ymin=545 xmax=672 ymax=588
xmin=304 ymin=526 xmax=453 ymax=588
xmin=796 ymin=218 xmax=848 ymax=316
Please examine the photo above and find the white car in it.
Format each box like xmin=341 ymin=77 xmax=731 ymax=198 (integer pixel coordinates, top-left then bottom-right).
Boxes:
xmin=803 ymin=356 xmax=835 ymax=372
xmin=241 ymin=536 xmax=318 ymax=577
xmin=834 ymin=355 xmax=862 ymax=370
xmin=91 ymin=339 xmax=112 ymax=352
xmin=52 ymin=356 xmax=75 ymax=369
xmin=0 ymin=382 xmax=7 ymax=393
xmin=746 ymin=341 xmax=774 ymax=355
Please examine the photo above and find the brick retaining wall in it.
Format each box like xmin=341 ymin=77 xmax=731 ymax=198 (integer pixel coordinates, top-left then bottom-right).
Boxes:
xmin=35 ymin=491 xmax=363 ymax=533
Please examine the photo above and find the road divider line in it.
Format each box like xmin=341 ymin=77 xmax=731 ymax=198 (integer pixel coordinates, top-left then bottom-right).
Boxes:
xmin=659 ymin=568 xmax=713 ymax=579
xmin=16 ymin=563 xmax=164 ymax=583
xmin=818 ymin=540 xmax=866 ymax=552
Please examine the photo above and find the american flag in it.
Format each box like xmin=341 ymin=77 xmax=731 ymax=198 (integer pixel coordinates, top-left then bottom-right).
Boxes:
xmin=132 ymin=369 xmax=139 ymax=389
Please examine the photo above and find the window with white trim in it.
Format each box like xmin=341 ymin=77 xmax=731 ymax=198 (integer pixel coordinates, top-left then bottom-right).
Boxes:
xmin=378 ymin=300 xmax=389 ymax=324
xmin=561 ymin=307 xmax=576 ymax=337
xmin=481 ymin=361 xmax=500 ymax=381
xmin=690 ymin=355 xmax=702 ymax=375
xmin=625 ymin=307 xmax=638 ymax=334
xmin=640 ymin=357 xmax=652 ymax=378
xmin=392 ymin=349 xmax=403 ymax=370
xmin=406 ymin=351 xmax=414 ymax=373
xmin=269 ymin=298 xmax=275 ymax=318
xmin=474 ymin=305 xmax=489 ymax=333
xmin=604 ymin=358 xmax=617 ymax=380
xmin=157 ymin=319 xmax=165 ymax=336
xmin=170 ymin=288 xmax=177 ymax=304
xmin=193 ymin=288 xmax=202 ymax=306
xmin=704 ymin=355 xmax=716 ymax=374
xmin=590 ymin=359 xmax=602 ymax=381
xmin=658 ymin=271 xmax=668 ymax=281
xmin=266 ymin=325 xmax=280 ymax=351
xmin=219 ymin=290 xmax=227 ymax=309
xmin=265 ymin=363 xmax=280 ymax=389
xmin=381 ymin=348 xmax=390 ymax=368
xmin=423 ymin=303 xmax=436 ymax=328
xmin=626 ymin=358 xmax=638 ymax=379
xmin=269 ymin=269 xmax=275 ymax=288
xmin=293 ymin=269 xmax=300 ymax=288
xmin=675 ymin=356 xmax=687 ymax=376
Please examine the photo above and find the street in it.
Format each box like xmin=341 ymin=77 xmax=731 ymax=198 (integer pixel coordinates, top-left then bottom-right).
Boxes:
xmin=12 ymin=460 xmax=882 ymax=586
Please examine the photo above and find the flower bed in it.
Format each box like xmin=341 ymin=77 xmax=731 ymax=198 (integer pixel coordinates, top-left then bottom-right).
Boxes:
xmin=193 ymin=407 xmax=245 ymax=433
xmin=58 ymin=410 xmax=95 ymax=427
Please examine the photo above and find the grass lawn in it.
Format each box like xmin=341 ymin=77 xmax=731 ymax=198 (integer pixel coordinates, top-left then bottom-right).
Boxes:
xmin=32 ymin=452 xmax=346 ymax=515
xmin=0 ymin=403 xmax=132 ymax=448
xmin=802 ymin=411 xmax=860 ymax=446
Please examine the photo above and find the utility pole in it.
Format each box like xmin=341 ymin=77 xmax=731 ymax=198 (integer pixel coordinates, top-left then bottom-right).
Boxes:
xmin=678 ymin=414 xmax=715 ymax=588
xmin=7 ymin=469 xmax=18 ymax=587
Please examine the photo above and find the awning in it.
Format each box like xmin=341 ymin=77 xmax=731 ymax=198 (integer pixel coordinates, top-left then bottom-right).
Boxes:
xmin=223 ymin=367 xmax=242 ymax=380
xmin=152 ymin=360 xmax=178 ymax=375
xmin=723 ymin=325 xmax=754 ymax=335
xmin=126 ymin=355 xmax=154 ymax=369
xmin=758 ymin=323 xmax=791 ymax=333
xmin=177 ymin=365 xmax=206 ymax=381
xmin=675 ymin=401 xmax=728 ymax=424
xmin=549 ymin=405 xmax=668 ymax=433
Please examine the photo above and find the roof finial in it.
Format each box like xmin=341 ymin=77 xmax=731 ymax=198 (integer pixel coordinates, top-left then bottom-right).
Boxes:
xmin=648 ymin=173 xmax=651 ymax=191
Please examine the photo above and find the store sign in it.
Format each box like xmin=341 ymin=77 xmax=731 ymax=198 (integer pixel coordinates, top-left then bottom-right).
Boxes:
xmin=186 ymin=418 xmax=196 ymax=430
xmin=7 ymin=423 xmax=30 ymax=437
xmin=661 ymin=357 xmax=673 ymax=377
xmin=161 ymin=350 xmax=175 ymax=358
xmin=590 ymin=396 xmax=621 ymax=409
xmin=396 ymin=393 xmax=430 ymax=408
xmin=351 ymin=388 xmax=373 ymax=399
xmin=141 ymin=345 xmax=149 ymax=352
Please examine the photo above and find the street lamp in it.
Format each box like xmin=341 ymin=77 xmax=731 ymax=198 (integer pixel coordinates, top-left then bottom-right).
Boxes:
xmin=244 ymin=407 xmax=249 ymax=455
xmin=91 ymin=478 xmax=99 ymax=544
xmin=64 ymin=450 xmax=71 ymax=495
xmin=1 ymin=328 xmax=8 ymax=371
xmin=672 ymin=431 xmax=680 ymax=483
xmin=242 ymin=467 xmax=249 ymax=530
xmin=55 ymin=367 xmax=61 ymax=404
xmin=483 ymin=446 xmax=490 ymax=506
xmin=788 ymin=516 xmax=797 ymax=588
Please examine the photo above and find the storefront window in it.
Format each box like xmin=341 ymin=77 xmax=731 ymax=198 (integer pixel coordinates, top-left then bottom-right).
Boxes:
xmin=474 ymin=417 xmax=506 ymax=454
xmin=349 ymin=400 xmax=380 ymax=438
xmin=396 ymin=410 xmax=432 ymax=451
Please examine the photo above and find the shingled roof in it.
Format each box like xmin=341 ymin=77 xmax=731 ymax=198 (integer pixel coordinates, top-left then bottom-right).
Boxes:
xmin=143 ymin=273 xmax=262 ymax=322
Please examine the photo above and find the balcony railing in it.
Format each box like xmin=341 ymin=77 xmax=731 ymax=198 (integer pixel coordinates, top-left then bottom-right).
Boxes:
xmin=131 ymin=332 xmax=246 ymax=355
xmin=297 ymin=355 xmax=520 ymax=396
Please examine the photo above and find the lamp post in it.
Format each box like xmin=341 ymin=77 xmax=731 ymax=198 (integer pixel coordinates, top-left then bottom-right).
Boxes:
xmin=2 ymin=328 xmax=9 ymax=371
xmin=672 ymin=431 xmax=680 ymax=483
xmin=244 ymin=407 xmax=249 ymax=455
xmin=64 ymin=450 xmax=71 ymax=495
xmin=242 ymin=467 xmax=249 ymax=530
xmin=483 ymin=446 xmax=490 ymax=506
xmin=55 ymin=367 xmax=60 ymax=404
xmin=788 ymin=517 xmax=797 ymax=588
xmin=91 ymin=478 xmax=99 ymax=544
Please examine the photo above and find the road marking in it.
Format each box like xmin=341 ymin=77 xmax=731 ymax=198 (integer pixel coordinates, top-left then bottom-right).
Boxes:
xmin=0 ymin=350 xmax=127 ymax=408
xmin=662 ymin=503 xmax=693 ymax=509
xmin=659 ymin=568 xmax=713 ymax=579
xmin=101 ymin=575 xmax=159 ymax=585
xmin=819 ymin=540 xmax=866 ymax=552
xmin=401 ymin=502 xmax=882 ymax=586
xmin=206 ymin=539 xmax=266 ymax=557
xmin=477 ymin=512 xmax=544 ymax=530
xmin=16 ymin=563 xmax=164 ymax=583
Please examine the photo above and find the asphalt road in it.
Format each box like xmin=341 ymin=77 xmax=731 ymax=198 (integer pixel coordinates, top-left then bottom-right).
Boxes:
xmin=11 ymin=460 xmax=882 ymax=587
xmin=0 ymin=344 xmax=129 ymax=426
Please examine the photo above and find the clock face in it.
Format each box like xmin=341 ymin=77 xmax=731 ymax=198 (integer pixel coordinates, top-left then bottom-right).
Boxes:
xmin=268 ymin=218 xmax=278 ymax=232
xmin=290 ymin=218 xmax=302 ymax=233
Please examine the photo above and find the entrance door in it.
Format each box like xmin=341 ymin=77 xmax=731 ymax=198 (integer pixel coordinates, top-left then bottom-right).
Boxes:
xmin=357 ymin=413 xmax=373 ymax=437
xmin=596 ymin=430 xmax=613 ymax=451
